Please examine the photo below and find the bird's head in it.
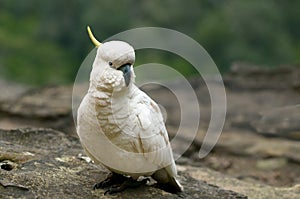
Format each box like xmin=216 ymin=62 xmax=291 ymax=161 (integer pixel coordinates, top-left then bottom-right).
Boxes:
xmin=87 ymin=26 xmax=135 ymax=90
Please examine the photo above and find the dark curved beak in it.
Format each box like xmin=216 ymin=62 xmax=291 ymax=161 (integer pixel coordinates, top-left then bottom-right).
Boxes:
xmin=118 ymin=63 xmax=132 ymax=87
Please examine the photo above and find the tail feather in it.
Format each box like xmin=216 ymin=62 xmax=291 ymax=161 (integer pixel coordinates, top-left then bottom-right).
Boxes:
xmin=152 ymin=168 xmax=183 ymax=193
xmin=168 ymin=176 xmax=183 ymax=193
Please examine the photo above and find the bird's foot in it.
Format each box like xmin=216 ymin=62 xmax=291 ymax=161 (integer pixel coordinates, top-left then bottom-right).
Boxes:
xmin=93 ymin=173 xmax=127 ymax=190
xmin=104 ymin=178 xmax=149 ymax=195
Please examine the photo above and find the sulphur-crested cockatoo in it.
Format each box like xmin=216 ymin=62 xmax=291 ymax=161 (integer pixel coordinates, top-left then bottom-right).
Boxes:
xmin=76 ymin=26 xmax=183 ymax=194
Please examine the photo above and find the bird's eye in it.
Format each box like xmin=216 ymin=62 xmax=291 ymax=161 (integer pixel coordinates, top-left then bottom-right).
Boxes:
xmin=109 ymin=62 xmax=113 ymax=66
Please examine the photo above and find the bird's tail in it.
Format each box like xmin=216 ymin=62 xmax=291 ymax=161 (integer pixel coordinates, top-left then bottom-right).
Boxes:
xmin=152 ymin=168 xmax=183 ymax=193
xmin=168 ymin=176 xmax=183 ymax=193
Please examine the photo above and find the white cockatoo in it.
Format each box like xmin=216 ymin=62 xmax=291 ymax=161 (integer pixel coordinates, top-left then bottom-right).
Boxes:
xmin=76 ymin=26 xmax=183 ymax=194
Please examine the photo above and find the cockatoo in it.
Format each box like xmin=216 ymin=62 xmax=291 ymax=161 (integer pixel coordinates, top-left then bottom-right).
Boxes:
xmin=76 ymin=26 xmax=183 ymax=194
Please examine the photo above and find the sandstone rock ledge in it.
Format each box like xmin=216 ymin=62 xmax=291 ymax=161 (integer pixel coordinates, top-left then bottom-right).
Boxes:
xmin=0 ymin=128 xmax=247 ymax=199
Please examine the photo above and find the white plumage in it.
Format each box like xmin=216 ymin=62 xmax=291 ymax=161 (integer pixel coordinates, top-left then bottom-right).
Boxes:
xmin=77 ymin=35 xmax=182 ymax=193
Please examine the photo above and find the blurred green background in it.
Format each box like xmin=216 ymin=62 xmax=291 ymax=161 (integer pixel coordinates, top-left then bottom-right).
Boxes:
xmin=0 ymin=0 xmax=299 ymax=85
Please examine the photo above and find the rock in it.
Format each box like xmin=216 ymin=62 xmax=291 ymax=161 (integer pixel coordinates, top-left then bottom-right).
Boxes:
xmin=0 ymin=128 xmax=246 ymax=199
xmin=253 ymin=105 xmax=300 ymax=140
xmin=224 ymin=64 xmax=300 ymax=139
xmin=0 ymin=86 xmax=74 ymax=133
xmin=184 ymin=166 xmax=300 ymax=199
xmin=0 ymin=86 xmax=71 ymax=118
xmin=256 ymin=158 xmax=288 ymax=170
xmin=225 ymin=62 xmax=300 ymax=91
xmin=0 ymin=79 xmax=30 ymax=101
xmin=191 ymin=130 xmax=300 ymax=188
xmin=216 ymin=130 xmax=300 ymax=163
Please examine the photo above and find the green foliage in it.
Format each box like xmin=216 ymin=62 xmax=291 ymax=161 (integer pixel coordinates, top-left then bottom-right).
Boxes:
xmin=0 ymin=0 xmax=299 ymax=85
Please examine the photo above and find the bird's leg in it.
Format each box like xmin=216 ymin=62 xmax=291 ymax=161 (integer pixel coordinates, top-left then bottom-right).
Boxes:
xmin=104 ymin=177 xmax=149 ymax=195
xmin=93 ymin=172 xmax=128 ymax=190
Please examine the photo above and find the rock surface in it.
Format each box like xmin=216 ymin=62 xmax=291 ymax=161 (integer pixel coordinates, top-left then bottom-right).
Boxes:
xmin=0 ymin=85 xmax=74 ymax=133
xmin=185 ymin=166 xmax=300 ymax=199
xmin=0 ymin=128 xmax=246 ymax=199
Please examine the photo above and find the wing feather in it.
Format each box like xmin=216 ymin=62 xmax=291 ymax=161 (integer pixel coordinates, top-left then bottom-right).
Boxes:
xmin=129 ymin=87 xmax=177 ymax=176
